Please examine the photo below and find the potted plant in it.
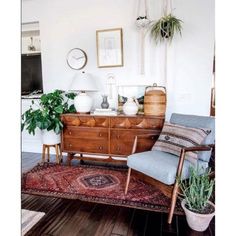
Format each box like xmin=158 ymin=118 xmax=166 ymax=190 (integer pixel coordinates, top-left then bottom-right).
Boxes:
xmin=21 ymin=90 xmax=76 ymax=145
xmin=178 ymin=167 xmax=215 ymax=232
xmin=149 ymin=14 xmax=183 ymax=43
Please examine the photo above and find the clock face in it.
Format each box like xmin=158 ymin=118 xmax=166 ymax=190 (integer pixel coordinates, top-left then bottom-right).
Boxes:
xmin=66 ymin=48 xmax=87 ymax=70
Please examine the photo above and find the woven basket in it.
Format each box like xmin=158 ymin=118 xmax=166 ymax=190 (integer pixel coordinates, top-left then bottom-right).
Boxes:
xmin=144 ymin=83 xmax=166 ymax=116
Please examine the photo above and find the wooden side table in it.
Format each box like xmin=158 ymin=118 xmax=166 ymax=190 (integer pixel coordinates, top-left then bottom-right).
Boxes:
xmin=42 ymin=143 xmax=62 ymax=164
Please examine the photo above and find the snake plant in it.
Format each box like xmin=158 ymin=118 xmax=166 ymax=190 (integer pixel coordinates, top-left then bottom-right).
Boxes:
xmin=178 ymin=167 xmax=215 ymax=213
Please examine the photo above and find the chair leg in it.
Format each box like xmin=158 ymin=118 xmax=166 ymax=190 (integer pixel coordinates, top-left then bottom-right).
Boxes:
xmin=168 ymin=182 xmax=179 ymax=224
xmin=125 ymin=168 xmax=131 ymax=195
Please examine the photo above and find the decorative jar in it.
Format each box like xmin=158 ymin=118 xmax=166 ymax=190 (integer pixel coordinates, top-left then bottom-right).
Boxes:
xmin=101 ymin=95 xmax=109 ymax=109
xmin=123 ymin=97 xmax=139 ymax=115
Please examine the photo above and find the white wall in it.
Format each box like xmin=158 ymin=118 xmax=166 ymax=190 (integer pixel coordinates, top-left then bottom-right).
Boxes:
xmin=22 ymin=0 xmax=214 ymax=152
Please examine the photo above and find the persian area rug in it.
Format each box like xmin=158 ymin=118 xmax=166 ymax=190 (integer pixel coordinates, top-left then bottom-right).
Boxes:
xmin=22 ymin=209 xmax=45 ymax=235
xmin=22 ymin=163 xmax=183 ymax=215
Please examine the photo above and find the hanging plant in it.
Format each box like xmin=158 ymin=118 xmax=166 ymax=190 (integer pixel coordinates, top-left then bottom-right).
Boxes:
xmin=150 ymin=14 xmax=183 ymax=43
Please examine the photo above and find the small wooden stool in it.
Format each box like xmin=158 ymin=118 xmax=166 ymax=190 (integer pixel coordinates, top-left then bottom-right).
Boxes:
xmin=42 ymin=143 xmax=62 ymax=164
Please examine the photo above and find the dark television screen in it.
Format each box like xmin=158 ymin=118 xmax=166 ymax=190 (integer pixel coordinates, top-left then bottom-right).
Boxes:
xmin=21 ymin=54 xmax=43 ymax=95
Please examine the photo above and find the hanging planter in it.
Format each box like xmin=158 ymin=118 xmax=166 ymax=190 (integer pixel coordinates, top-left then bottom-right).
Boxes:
xmin=150 ymin=14 xmax=183 ymax=43
xmin=136 ymin=16 xmax=150 ymax=29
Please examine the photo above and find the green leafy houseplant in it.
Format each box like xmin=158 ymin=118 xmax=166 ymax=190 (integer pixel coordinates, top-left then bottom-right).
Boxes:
xmin=178 ymin=167 xmax=215 ymax=231
xmin=150 ymin=14 xmax=183 ymax=43
xmin=21 ymin=90 xmax=76 ymax=135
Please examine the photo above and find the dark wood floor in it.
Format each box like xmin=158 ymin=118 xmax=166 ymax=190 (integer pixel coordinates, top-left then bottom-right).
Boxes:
xmin=22 ymin=152 xmax=215 ymax=236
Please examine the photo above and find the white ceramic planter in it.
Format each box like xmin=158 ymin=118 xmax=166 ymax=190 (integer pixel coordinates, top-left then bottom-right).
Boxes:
xmin=181 ymin=199 xmax=215 ymax=232
xmin=41 ymin=130 xmax=61 ymax=145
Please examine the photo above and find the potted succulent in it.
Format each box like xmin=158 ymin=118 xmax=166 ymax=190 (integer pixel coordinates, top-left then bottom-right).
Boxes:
xmin=149 ymin=13 xmax=183 ymax=43
xmin=21 ymin=90 xmax=76 ymax=144
xmin=178 ymin=167 xmax=215 ymax=232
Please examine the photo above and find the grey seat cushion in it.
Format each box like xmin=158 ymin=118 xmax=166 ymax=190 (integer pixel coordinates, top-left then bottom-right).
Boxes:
xmin=170 ymin=113 xmax=215 ymax=162
xmin=127 ymin=150 xmax=208 ymax=185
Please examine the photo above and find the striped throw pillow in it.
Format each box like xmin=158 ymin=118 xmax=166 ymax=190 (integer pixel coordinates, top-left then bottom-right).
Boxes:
xmin=152 ymin=122 xmax=211 ymax=165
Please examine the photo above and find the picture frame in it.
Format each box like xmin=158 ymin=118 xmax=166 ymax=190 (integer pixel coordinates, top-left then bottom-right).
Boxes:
xmin=117 ymin=85 xmax=147 ymax=114
xmin=96 ymin=28 xmax=124 ymax=68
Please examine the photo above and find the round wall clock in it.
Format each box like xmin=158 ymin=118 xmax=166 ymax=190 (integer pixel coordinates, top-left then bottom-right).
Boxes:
xmin=66 ymin=48 xmax=87 ymax=70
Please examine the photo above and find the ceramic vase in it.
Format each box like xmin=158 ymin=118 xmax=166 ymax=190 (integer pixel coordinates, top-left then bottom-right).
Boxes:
xmin=123 ymin=97 xmax=139 ymax=115
xmin=101 ymin=95 xmax=109 ymax=109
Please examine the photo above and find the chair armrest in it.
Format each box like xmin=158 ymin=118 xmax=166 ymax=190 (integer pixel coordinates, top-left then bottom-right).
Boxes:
xmin=176 ymin=144 xmax=214 ymax=178
xmin=131 ymin=134 xmax=159 ymax=154
xmin=183 ymin=145 xmax=212 ymax=153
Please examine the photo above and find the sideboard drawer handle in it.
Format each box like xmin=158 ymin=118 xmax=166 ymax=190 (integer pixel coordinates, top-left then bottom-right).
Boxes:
xmin=117 ymin=135 xmax=120 ymax=139
xmin=99 ymin=133 xmax=102 ymax=137
xmin=99 ymin=146 xmax=103 ymax=150
xmin=117 ymin=147 xmax=120 ymax=151
xmin=69 ymin=144 xmax=72 ymax=147
xmin=69 ymin=131 xmax=72 ymax=135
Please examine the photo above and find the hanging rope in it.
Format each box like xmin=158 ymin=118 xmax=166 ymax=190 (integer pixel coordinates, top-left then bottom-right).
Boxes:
xmin=162 ymin=0 xmax=172 ymax=16
xmin=162 ymin=0 xmax=173 ymax=86
xmin=136 ymin=0 xmax=150 ymax=75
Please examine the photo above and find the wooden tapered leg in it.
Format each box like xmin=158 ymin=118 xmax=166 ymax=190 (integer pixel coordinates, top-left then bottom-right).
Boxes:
xmin=47 ymin=145 xmax=50 ymax=162
xmin=55 ymin=144 xmax=59 ymax=164
xmin=42 ymin=145 xmax=46 ymax=162
xmin=67 ymin=153 xmax=73 ymax=166
xmin=125 ymin=168 xmax=131 ymax=195
xmin=167 ymin=183 xmax=178 ymax=224
xmin=58 ymin=144 xmax=63 ymax=163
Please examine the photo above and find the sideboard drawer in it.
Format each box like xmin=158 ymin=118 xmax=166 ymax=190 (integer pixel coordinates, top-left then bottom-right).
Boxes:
xmin=64 ymin=126 xmax=108 ymax=139
xmin=110 ymin=117 xmax=164 ymax=129
xmin=63 ymin=138 xmax=108 ymax=154
xmin=110 ymin=130 xmax=160 ymax=155
xmin=61 ymin=115 xmax=109 ymax=128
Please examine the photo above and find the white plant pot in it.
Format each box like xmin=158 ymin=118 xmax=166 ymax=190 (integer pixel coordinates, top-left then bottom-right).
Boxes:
xmin=41 ymin=130 xmax=61 ymax=145
xmin=181 ymin=199 xmax=215 ymax=232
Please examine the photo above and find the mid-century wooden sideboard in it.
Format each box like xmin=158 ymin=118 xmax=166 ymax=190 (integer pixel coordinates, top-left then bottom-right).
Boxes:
xmin=60 ymin=114 xmax=165 ymax=164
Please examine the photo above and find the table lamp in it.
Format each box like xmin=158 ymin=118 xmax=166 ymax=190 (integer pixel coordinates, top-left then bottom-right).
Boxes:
xmin=69 ymin=72 xmax=98 ymax=113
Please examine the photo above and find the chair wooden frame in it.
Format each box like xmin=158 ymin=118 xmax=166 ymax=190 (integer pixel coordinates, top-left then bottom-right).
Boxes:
xmin=125 ymin=134 xmax=213 ymax=224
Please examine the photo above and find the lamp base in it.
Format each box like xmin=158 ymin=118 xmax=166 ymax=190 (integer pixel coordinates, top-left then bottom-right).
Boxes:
xmin=74 ymin=92 xmax=93 ymax=113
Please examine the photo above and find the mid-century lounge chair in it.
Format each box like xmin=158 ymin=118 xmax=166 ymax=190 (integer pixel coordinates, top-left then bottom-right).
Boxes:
xmin=125 ymin=113 xmax=215 ymax=224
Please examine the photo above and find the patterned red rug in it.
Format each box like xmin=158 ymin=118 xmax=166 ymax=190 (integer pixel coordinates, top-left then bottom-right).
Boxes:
xmin=22 ymin=163 xmax=183 ymax=215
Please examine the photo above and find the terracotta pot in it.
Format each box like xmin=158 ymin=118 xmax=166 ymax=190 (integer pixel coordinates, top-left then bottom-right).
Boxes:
xmin=41 ymin=130 xmax=61 ymax=145
xmin=181 ymin=199 xmax=215 ymax=232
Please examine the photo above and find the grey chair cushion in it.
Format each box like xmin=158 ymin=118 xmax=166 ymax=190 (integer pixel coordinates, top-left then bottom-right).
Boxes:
xmin=170 ymin=113 xmax=215 ymax=162
xmin=127 ymin=150 xmax=208 ymax=185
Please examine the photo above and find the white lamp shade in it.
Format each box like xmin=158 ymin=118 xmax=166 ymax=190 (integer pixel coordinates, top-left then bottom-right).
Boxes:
xmin=69 ymin=72 xmax=98 ymax=92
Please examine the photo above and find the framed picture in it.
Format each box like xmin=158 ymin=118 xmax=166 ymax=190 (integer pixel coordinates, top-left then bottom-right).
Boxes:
xmin=117 ymin=85 xmax=147 ymax=114
xmin=96 ymin=28 xmax=124 ymax=68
